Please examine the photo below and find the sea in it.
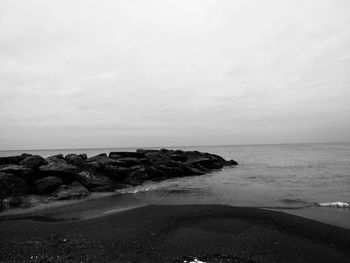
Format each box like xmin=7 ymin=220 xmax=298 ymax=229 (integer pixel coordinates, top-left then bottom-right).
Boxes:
xmin=1 ymin=142 xmax=349 ymax=229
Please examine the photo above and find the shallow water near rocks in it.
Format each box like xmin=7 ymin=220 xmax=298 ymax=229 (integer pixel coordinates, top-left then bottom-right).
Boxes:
xmin=1 ymin=142 xmax=349 ymax=228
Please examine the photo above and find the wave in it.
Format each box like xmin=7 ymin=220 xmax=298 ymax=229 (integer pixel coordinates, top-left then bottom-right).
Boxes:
xmin=317 ymin=202 xmax=349 ymax=208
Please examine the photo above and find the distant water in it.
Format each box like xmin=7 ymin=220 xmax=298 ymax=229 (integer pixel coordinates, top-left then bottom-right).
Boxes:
xmin=1 ymin=142 xmax=350 ymax=228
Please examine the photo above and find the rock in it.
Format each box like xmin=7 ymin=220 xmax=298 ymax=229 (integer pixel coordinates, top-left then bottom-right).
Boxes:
xmin=79 ymin=153 xmax=87 ymax=160
xmin=181 ymin=163 xmax=206 ymax=176
xmin=65 ymin=154 xmax=85 ymax=167
xmin=48 ymin=154 xmax=64 ymax=159
xmin=114 ymin=157 xmax=140 ymax=167
xmin=186 ymin=157 xmax=223 ymax=170
xmin=53 ymin=181 xmax=90 ymax=200
xmin=0 ymin=164 xmax=34 ymax=182
xmin=226 ymin=159 xmax=238 ymax=165
xmin=0 ymin=172 xmax=29 ymax=198
xmin=109 ymin=151 xmax=145 ymax=159
xmin=145 ymin=165 xmax=167 ymax=179
xmin=0 ymin=156 xmax=22 ymax=165
xmin=74 ymin=171 xmax=116 ymax=190
xmin=145 ymin=152 xmax=178 ymax=167
xmin=100 ymin=165 xmax=130 ymax=181
xmin=136 ymin=149 xmax=158 ymax=154
xmin=39 ymin=157 xmax=78 ymax=183
xmin=124 ymin=167 xmax=149 ymax=185
xmin=19 ymin=155 xmax=46 ymax=168
xmin=20 ymin=153 xmax=33 ymax=159
xmin=168 ymin=154 xmax=187 ymax=162
xmin=86 ymin=155 xmax=115 ymax=164
xmin=86 ymin=154 xmax=107 ymax=162
xmin=8 ymin=196 xmax=23 ymax=207
xmin=34 ymin=176 xmax=63 ymax=194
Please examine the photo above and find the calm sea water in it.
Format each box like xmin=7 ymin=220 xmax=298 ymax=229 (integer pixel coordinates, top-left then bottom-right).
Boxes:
xmin=1 ymin=142 xmax=350 ymax=228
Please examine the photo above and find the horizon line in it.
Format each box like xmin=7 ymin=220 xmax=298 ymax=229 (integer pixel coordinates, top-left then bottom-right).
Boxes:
xmin=1 ymin=140 xmax=349 ymax=152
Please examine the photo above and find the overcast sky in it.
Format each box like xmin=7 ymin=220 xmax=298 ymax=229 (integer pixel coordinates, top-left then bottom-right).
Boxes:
xmin=1 ymin=0 xmax=350 ymax=150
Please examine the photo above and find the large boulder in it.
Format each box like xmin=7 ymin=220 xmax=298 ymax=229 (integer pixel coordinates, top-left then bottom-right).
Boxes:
xmin=109 ymin=151 xmax=145 ymax=159
xmin=112 ymin=157 xmax=141 ymax=167
xmin=0 ymin=172 xmax=29 ymax=198
xmin=123 ymin=166 xmax=149 ymax=185
xmin=19 ymin=155 xmax=46 ymax=168
xmin=187 ymin=158 xmax=223 ymax=170
xmin=79 ymin=153 xmax=88 ymax=160
xmin=34 ymin=176 xmax=63 ymax=194
xmin=38 ymin=157 xmax=78 ymax=183
xmin=145 ymin=152 xmax=178 ymax=167
xmin=48 ymin=154 xmax=64 ymax=159
xmin=0 ymin=156 xmax=22 ymax=165
xmin=0 ymin=165 xmax=34 ymax=182
xmin=53 ymin=181 xmax=90 ymax=200
xmin=86 ymin=153 xmax=107 ymax=162
xmin=99 ymin=165 xmax=131 ymax=181
xmin=74 ymin=171 xmax=116 ymax=190
xmin=65 ymin=154 xmax=85 ymax=167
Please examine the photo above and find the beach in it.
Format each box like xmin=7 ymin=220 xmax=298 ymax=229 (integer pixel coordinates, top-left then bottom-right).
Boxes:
xmin=1 ymin=204 xmax=349 ymax=263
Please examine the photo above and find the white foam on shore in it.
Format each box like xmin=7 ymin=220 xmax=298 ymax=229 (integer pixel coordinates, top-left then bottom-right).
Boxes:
xmin=116 ymin=184 xmax=162 ymax=194
xmin=317 ymin=202 xmax=349 ymax=208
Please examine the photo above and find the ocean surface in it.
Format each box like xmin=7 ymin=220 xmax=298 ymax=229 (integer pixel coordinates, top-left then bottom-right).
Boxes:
xmin=1 ymin=142 xmax=350 ymax=228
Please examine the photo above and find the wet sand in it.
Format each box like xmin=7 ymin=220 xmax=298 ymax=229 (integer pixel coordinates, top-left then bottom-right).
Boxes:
xmin=0 ymin=204 xmax=349 ymax=262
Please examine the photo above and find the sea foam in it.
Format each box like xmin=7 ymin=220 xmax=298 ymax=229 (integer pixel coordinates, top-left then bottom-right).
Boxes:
xmin=317 ymin=202 xmax=349 ymax=208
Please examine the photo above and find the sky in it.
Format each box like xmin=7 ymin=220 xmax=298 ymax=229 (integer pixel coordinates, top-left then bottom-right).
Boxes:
xmin=0 ymin=0 xmax=350 ymax=150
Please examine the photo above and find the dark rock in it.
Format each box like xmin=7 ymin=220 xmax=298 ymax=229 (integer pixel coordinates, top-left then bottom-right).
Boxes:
xmin=187 ymin=157 xmax=223 ymax=170
xmin=0 ymin=156 xmax=22 ymax=165
xmin=74 ymin=171 xmax=116 ymax=190
xmin=34 ymin=176 xmax=63 ymax=194
xmin=145 ymin=152 xmax=178 ymax=167
xmin=53 ymin=181 xmax=90 ymax=200
xmin=39 ymin=157 xmax=78 ymax=183
xmin=124 ymin=166 xmax=149 ymax=185
xmin=181 ymin=163 xmax=206 ymax=176
xmin=79 ymin=153 xmax=87 ymax=160
xmin=168 ymin=154 xmax=187 ymax=162
xmin=48 ymin=154 xmax=64 ymax=159
xmin=20 ymin=153 xmax=33 ymax=159
xmin=65 ymin=154 xmax=85 ymax=167
xmin=19 ymin=155 xmax=46 ymax=168
xmin=109 ymin=151 xmax=145 ymax=159
xmin=86 ymin=154 xmax=107 ymax=162
xmin=146 ymin=165 xmax=167 ymax=179
xmin=0 ymin=172 xmax=29 ymax=198
xmin=8 ymin=196 xmax=23 ymax=207
xmin=114 ymin=157 xmax=140 ymax=167
xmin=85 ymin=156 xmax=121 ymax=173
xmin=226 ymin=159 xmax=238 ymax=165
xmin=86 ymin=155 xmax=114 ymax=164
xmin=0 ymin=165 xmax=34 ymax=182
xmin=109 ymin=154 xmax=122 ymax=159
xmin=100 ymin=166 xmax=130 ymax=181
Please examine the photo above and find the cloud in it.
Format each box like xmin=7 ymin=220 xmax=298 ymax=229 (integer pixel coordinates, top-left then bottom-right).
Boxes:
xmin=0 ymin=0 xmax=350 ymax=149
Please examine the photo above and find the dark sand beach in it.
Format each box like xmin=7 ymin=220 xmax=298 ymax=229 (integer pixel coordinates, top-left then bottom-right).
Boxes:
xmin=1 ymin=204 xmax=349 ymax=263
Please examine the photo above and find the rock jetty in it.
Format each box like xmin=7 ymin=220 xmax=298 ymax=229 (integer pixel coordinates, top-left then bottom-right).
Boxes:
xmin=0 ymin=149 xmax=237 ymax=209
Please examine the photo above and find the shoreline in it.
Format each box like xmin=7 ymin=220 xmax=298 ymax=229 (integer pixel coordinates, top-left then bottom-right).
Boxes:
xmin=1 ymin=204 xmax=349 ymax=262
